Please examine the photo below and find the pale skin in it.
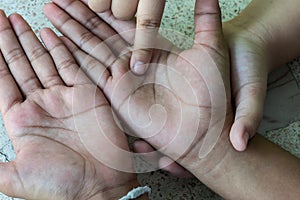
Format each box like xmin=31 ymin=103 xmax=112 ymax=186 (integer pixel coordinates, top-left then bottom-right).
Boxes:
xmin=86 ymin=0 xmax=300 ymax=152
xmin=88 ymin=0 xmax=166 ymax=75
xmin=44 ymin=0 xmax=300 ymax=199
xmin=0 ymin=0 xmax=300 ymax=199
xmin=83 ymin=0 xmax=281 ymax=154
xmin=45 ymin=0 xmax=233 ymax=172
xmin=134 ymin=0 xmax=300 ymax=175
xmin=223 ymin=0 xmax=300 ymax=151
xmin=0 ymin=10 xmax=149 ymax=200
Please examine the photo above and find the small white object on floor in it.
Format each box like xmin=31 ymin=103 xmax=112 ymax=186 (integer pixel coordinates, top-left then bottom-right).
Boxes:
xmin=119 ymin=186 xmax=151 ymax=200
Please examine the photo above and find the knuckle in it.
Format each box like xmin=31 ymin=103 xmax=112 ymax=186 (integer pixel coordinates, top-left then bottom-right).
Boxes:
xmin=79 ymin=31 xmax=94 ymax=48
xmin=29 ymin=46 xmax=47 ymax=62
xmin=42 ymin=74 xmax=61 ymax=87
xmin=138 ymin=18 xmax=160 ymax=29
xmin=21 ymin=76 xmax=40 ymax=93
xmin=0 ymin=66 xmax=10 ymax=79
xmin=195 ymin=11 xmax=219 ymax=18
xmin=84 ymin=59 xmax=100 ymax=73
xmin=59 ymin=18 xmax=73 ymax=31
xmin=0 ymin=27 xmax=12 ymax=35
xmin=57 ymin=59 xmax=76 ymax=72
xmin=6 ymin=48 xmax=25 ymax=64
xmin=135 ymin=48 xmax=152 ymax=54
xmin=17 ymin=29 xmax=31 ymax=38
xmin=84 ymin=16 xmax=103 ymax=30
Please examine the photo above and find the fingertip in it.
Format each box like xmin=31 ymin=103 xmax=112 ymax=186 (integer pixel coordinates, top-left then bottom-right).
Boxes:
xmin=88 ymin=0 xmax=111 ymax=13
xmin=230 ymin=124 xmax=249 ymax=151
xmin=40 ymin=28 xmax=61 ymax=51
xmin=8 ymin=14 xmax=26 ymax=31
xmin=111 ymin=1 xmax=137 ymax=21
xmin=81 ymin=0 xmax=89 ymax=5
xmin=43 ymin=2 xmax=54 ymax=14
xmin=40 ymin=27 xmax=52 ymax=40
xmin=131 ymin=61 xmax=148 ymax=75
xmin=8 ymin=13 xmax=21 ymax=21
xmin=130 ymin=51 xmax=152 ymax=75
xmin=0 ymin=9 xmax=6 ymax=16
xmin=111 ymin=9 xmax=134 ymax=21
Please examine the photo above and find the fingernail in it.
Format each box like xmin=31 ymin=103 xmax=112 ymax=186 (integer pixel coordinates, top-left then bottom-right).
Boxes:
xmin=133 ymin=61 xmax=147 ymax=75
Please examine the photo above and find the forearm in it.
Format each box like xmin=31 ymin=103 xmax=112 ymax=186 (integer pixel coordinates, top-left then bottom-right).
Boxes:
xmin=185 ymin=133 xmax=300 ymax=199
xmin=227 ymin=0 xmax=300 ymax=70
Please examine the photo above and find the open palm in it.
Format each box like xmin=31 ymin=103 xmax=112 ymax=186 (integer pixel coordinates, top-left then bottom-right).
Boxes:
xmin=0 ymin=12 xmax=136 ymax=200
xmin=45 ymin=0 xmax=233 ymax=173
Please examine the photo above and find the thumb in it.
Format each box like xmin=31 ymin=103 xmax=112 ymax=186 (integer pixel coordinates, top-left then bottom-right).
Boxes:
xmin=0 ymin=161 xmax=19 ymax=197
xmin=194 ymin=0 xmax=222 ymax=43
xmin=230 ymin=82 xmax=267 ymax=151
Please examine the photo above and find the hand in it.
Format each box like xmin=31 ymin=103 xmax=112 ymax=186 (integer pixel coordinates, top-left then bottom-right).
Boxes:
xmin=0 ymin=11 xmax=138 ymax=200
xmin=86 ymin=0 xmax=166 ymax=75
xmin=222 ymin=20 xmax=269 ymax=151
xmin=44 ymin=0 xmax=233 ymax=175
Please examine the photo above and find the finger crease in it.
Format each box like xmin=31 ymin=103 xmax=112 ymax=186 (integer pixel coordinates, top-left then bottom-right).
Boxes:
xmin=17 ymin=29 xmax=32 ymax=39
xmin=29 ymin=46 xmax=47 ymax=63
xmin=0 ymin=26 xmax=13 ymax=35
xmin=79 ymin=32 xmax=95 ymax=48
xmin=85 ymin=15 xmax=103 ymax=30
xmin=138 ymin=19 xmax=160 ymax=29
xmin=57 ymin=59 xmax=77 ymax=72
xmin=21 ymin=75 xmax=40 ymax=90
xmin=5 ymin=48 xmax=25 ymax=65
xmin=195 ymin=11 xmax=219 ymax=17
xmin=195 ymin=42 xmax=226 ymax=60
xmin=59 ymin=17 xmax=75 ymax=32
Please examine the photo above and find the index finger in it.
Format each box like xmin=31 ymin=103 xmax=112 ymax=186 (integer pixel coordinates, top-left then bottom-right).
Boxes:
xmin=131 ymin=0 xmax=166 ymax=75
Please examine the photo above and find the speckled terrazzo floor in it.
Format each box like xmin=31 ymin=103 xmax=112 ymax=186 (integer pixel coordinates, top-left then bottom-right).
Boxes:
xmin=0 ymin=0 xmax=299 ymax=200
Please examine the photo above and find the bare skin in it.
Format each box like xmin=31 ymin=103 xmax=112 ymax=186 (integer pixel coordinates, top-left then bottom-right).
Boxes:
xmin=45 ymin=0 xmax=233 ymax=171
xmin=135 ymin=0 xmax=300 ymax=174
xmin=88 ymin=0 xmax=166 ymax=75
xmin=45 ymin=0 xmax=300 ymax=199
xmin=84 ymin=0 xmax=272 ymax=152
xmin=0 ymin=11 xmax=144 ymax=200
xmin=86 ymin=0 xmax=300 ymax=153
xmin=224 ymin=0 xmax=300 ymax=151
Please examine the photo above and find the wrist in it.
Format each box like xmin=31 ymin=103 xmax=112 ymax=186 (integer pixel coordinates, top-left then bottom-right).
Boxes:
xmin=177 ymin=122 xmax=232 ymax=179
